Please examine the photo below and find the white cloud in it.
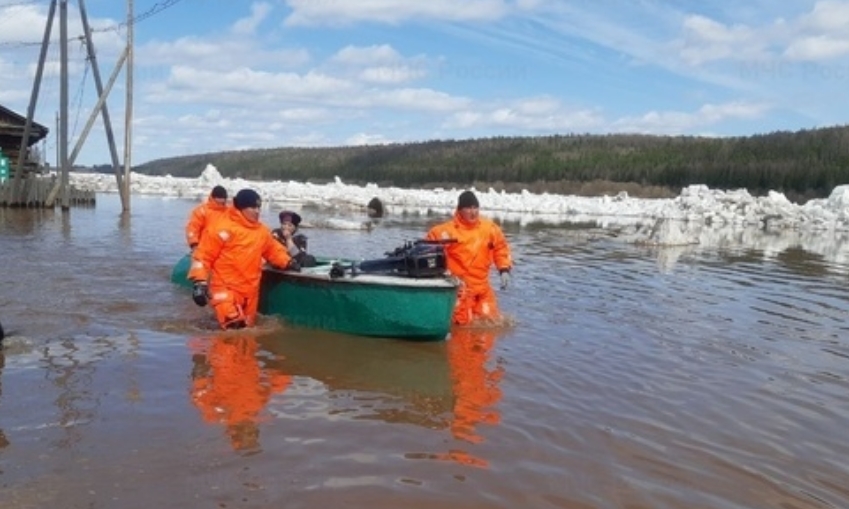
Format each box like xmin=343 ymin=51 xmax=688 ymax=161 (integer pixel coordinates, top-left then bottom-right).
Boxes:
xmin=672 ymin=2 xmax=849 ymax=66
xmin=676 ymin=15 xmax=763 ymax=65
xmin=330 ymin=44 xmax=430 ymax=84
xmin=276 ymin=108 xmax=333 ymax=122
xmin=231 ymin=2 xmax=273 ymax=35
xmin=515 ymin=0 xmax=544 ymax=10
xmin=139 ymin=37 xmax=311 ymax=71
xmin=357 ymin=66 xmax=427 ymax=84
xmin=370 ymin=88 xmax=471 ymax=111
xmin=612 ymin=101 xmax=769 ymax=133
xmin=332 ymin=44 xmax=403 ymax=65
xmin=0 ymin=5 xmax=51 ymax=43
xmin=346 ymin=132 xmax=392 ymax=145
xmin=283 ymin=0 xmax=510 ymax=26
xmin=6 ymin=1 xmax=849 ymax=167
xmin=784 ymin=35 xmax=849 ymax=61
xmin=798 ymin=0 xmax=849 ymax=32
xmin=163 ymin=66 xmax=356 ymax=100
xmin=513 ymin=96 xmax=561 ymax=116
xmin=144 ymin=37 xmax=225 ymax=64
xmin=444 ymin=97 xmax=603 ymax=132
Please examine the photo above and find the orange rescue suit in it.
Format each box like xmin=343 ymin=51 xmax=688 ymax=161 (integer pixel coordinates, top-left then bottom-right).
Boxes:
xmin=426 ymin=211 xmax=512 ymax=325
xmin=185 ymin=194 xmax=229 ymax=249
xmin=188 ymin=208 xmax=292 ymax=328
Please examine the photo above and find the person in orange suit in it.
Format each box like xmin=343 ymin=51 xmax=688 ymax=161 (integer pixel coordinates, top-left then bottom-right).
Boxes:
xmin=426 ymin=190 xmax=513 ymax=325
xmin=188 ymin=188 xmax=299 ymax=330
xmin=189 ymin=334 xmax=291 ymax=452
xmin=185 ymin=185 xmax=229 ymax=251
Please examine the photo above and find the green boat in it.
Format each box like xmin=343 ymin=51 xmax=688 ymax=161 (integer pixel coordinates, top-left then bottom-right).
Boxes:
xmin=170 ymin=241 xmax=459 ymax=341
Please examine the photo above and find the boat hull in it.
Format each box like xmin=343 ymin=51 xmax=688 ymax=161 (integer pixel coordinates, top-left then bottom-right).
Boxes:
xmin=171 ymin=255 xmax=457 ymax=341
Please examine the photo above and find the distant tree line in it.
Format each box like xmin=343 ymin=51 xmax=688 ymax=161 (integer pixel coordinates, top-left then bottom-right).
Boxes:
xmin=130 ymin=125 xmax=849 ymax=202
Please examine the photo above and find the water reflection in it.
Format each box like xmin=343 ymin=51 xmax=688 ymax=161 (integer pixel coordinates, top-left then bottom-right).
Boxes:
xmin=186 ymin=326 xmax=511 ymax=466
xmin=261 ymin=330 xmax=455 ymax=430
xmin=0 ymin=351 xmax=8 ymax=449
xmin=117 ymin=211 xmax=132 ymax=249
xmin=61 ymin=208 xmax=71 ymax=241
xmin=188 ymin=334 xmax=291 ymax=454
xmin=446 ymin=327 xmax=504 ymax=445
xmin=0 ymin=206 xmax=56 ymax=236
xmin=42 ymin=337 xmax=103 ymax=450
xmin=418 ymin=327 xmax=506 ymax=469
xmin=648 ymin=245 xmax=696 ymax=273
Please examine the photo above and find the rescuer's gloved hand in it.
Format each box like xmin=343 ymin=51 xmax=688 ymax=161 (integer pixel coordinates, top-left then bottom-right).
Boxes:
xmin=192 ymin=282 xmax=210 ymax=307
xmin=499 ymin=269 xmax=511 ymax=290
xmin=286 ymin=259 xmax=301 ymax=272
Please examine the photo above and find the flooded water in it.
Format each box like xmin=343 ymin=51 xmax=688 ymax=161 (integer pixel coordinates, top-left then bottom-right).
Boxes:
xmin=1 ymin=194 xmax=848 ymax=509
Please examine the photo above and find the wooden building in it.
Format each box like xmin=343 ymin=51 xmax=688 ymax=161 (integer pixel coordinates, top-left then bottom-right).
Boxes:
xmin=0 ymin=104 xmax=49 ymax=174
xmin=0 ymin=104 xmax=94 ymax=207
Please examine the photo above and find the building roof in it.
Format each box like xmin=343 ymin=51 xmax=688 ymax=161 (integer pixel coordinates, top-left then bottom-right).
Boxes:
xmin=0 ymin=104 xmax=49 ymax=147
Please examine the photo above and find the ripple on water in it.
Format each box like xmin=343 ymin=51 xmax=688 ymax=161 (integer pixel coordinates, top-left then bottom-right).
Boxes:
xmin=2 ymin=201 xmax=849 ymax=508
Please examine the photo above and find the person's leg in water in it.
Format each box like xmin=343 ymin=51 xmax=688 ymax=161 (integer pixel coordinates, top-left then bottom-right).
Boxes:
xmin=209 ymin=287 xmax=249 ymax=330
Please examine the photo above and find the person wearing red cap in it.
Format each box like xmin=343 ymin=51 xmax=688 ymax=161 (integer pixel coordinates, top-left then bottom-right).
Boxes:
xmin=185 ymin=185 xmax=229 ymax=251
xmin=426 ymin=190 xmax=513 ymax=326
xmin=188 ymin=189 xmax=300 ymax=330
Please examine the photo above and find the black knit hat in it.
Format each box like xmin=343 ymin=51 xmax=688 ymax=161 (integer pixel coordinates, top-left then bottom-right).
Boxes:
xmin=278 ymin=210 xmax=302 ymax=226
xmin=233 ymin=189 xmax=262 ymax=210
xmin=457 ymin=190 xmax=479 ymax=209
xmin=211 ymin=185 xmax=227 ymax=199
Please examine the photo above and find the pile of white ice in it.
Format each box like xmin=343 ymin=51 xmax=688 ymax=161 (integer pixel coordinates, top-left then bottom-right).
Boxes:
xmin=70 ymin=164 xmax=849 ymax=254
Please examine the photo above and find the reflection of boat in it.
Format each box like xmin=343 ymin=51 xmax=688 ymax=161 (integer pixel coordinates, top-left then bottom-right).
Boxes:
xmin=265 ymin=327 xmax=507 ymax=442
xmin=270 ymin=326 xmax=508 ymax=466
xmin=259 ymin=329 xmax=455 ymax=430
xmin=171 ymin=241 xmax=459 ymax=340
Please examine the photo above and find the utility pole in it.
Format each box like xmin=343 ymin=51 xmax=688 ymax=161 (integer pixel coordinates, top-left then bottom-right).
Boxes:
xmin=123 ymin=0 xmax=134 ymax=212
xmin=22 ymin=0 xmax=134 ymax=210
xmin=77 ymin=0 xmax=126 ymax=208
xmin=11 ymin=0 xmax=56 ymax=204
xmin=59 ymin=0 xmax=69 ymax=210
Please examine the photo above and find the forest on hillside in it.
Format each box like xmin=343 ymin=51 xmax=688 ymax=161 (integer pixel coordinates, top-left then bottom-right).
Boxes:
xmin=127 ymin=125 xmax=849 ymax=202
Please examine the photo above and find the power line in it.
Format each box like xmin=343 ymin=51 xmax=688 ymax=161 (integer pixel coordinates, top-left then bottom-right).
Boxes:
xmin=0 ymin=1 xmax=46 ymax=47
xmin=92 ymin=0 xmax=188 ymax=34
xmin=0 ymin=0 xmax=188 ymax=47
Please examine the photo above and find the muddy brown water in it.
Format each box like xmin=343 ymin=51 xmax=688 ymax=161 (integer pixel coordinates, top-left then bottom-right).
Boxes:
xmin=1 ymin=194 xmax=848 ymax=508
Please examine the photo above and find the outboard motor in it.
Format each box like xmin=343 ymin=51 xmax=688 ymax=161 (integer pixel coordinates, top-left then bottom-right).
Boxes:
xmin=401 ymin=242 xmax=447 ymax=277
xmin=358 ymin=240 xmax=450 ymax=278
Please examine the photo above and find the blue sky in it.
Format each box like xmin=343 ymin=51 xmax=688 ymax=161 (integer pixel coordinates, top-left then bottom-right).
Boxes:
xmin=2 ymin=0 xmax=849 ymax=167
